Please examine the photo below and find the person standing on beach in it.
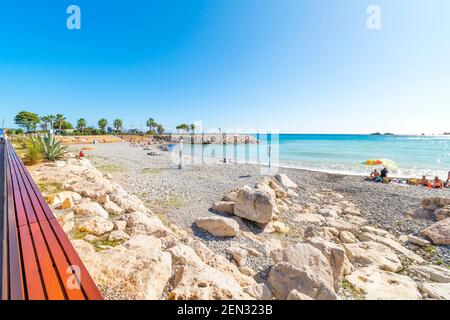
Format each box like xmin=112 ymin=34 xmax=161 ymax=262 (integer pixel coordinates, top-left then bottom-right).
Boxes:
xmin=445 ymin=171 xmax=450 ymax=187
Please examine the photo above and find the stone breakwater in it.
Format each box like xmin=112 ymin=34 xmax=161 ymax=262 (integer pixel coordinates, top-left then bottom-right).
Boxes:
xmin=31 ymin=153 xmax=450 ymax=300
xmin=168 ymin=134 xmax=259 ymax=145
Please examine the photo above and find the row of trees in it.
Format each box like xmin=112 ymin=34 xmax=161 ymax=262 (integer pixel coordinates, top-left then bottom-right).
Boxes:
xmin=176 ymin=123 xmax=197 ymax=134
xmin=13 ymin=111 xmax=168 ymax=135
xmin=14 ymin=111 xmax=71 ymax=133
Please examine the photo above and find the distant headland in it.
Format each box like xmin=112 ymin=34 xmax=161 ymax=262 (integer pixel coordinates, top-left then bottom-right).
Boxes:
xmin=370 ymin=132 xmax=395 ymax=136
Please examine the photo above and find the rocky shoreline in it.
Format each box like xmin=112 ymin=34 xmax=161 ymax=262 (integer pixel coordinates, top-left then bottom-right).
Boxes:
xmin=27 ymin=142 xmax=450 ymax=300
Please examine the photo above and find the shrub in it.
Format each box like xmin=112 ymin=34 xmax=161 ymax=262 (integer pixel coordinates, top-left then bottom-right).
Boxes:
xmin=23 ymin=138 xmax=42 ymax=165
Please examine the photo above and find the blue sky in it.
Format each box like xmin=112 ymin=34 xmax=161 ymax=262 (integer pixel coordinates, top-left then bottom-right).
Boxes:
xmin=1 ymin=0 xmax=449 ymax=134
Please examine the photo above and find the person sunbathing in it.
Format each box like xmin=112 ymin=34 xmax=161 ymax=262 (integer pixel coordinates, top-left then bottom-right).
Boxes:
xmin=370 ymin=169 xmax=380 ymax=180
xmin=418 ymin=175 xmax=430 ymax=187
xmin=433 ymin=176 xmax=444 ymax=189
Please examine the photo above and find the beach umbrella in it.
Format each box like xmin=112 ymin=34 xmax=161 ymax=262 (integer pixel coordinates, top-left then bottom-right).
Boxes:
xmin=363 ymin=158 xmax=398 ymax=170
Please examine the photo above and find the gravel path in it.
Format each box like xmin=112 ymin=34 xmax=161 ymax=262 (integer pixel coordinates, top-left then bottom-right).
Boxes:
xmin=71 ymin=142 xmax=450 ymax=266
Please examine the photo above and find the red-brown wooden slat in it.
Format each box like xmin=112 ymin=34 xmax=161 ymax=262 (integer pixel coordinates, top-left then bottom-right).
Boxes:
xmin=5 ymin=167 xmax=25 ymax=300
xmin=8 ymin=154 xmax=28 ymax=227
xmin=39 ymin=220 xmax=86 ymax=300
xmin=12 ymin=159 xmax=48 ymax=223
xmin=49 ymin=219 xmax=103 ymax=300
xmin=10 ymin=153 xmax=39 ymax=225
xmin=29 ymin=223 xmax=66 ymax=300
xmin=9 ymin=146 xmax=56 ymax=222
xmin=17 ymin=225 xmax=46 ymax=300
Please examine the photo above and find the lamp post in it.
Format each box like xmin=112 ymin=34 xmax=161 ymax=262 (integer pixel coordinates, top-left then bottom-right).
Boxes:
xmin=178 ymin=138 xmax=185 ymax=170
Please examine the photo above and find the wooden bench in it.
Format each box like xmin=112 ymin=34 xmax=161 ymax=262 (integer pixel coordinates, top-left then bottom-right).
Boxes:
xmin=1 ymin=140 xmax=103 ymax=300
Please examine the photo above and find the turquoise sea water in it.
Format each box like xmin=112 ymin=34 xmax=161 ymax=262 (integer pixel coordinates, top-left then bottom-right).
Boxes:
xmin=181 ymin=134 xmax=450 ymax=178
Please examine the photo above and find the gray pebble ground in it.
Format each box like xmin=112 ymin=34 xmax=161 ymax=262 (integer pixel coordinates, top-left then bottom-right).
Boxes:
xmin=71 ymin=142 xmax=450 ymax=268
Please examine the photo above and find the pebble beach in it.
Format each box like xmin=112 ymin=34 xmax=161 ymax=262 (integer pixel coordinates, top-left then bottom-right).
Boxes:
xmin=71 ymin=142 xmax=450 ymax=269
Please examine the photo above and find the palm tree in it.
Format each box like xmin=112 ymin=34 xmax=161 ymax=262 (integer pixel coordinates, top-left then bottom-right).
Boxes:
xmin=47 ymin=115 xmax=56 ymax=131
xmin=55 ymin=114 xmax=66 ymax=135
xmin=77 ymin=118 xmax=87 ymax=133
xmin=146 ymin=118 xmax=157 ymax=133
xmin=113 ymin=119 xmax=123 ymax=133
xmin=98 ymin=118 xmax=108 ymax=133
xmin=156 ymin=124 xmax=165 ymax=135
xmin=190 ymin=124 xmax=197 ymax=135
xmin=40 ymin=116 xmax=51 ymax=131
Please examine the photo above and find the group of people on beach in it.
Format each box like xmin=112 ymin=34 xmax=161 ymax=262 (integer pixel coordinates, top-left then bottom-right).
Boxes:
xmin=415 ymin=174 xmax=449 ymax=189
xmin=369 ymin=167 xmax=390 ymax=183
xmin=368 ymin=168 xmax=450 ymax=189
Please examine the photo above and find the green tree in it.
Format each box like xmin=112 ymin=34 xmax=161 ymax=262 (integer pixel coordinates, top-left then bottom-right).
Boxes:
xmin=77 ymin=118 xmax=87 ymax=133
xmin=146 ymin=118 xmax=158 ymax=133
xmin=14 ymin=111 xmax=40 ymax=132
xmin=176 ymin=123 xmax=190 ymax=133
xmin=55 ymin=114 xmax=66 ymax=134
xmin=98 ymin=118 xmax=108 ymax=133
xmin=156 ymin=124 xmax=165 ymax=135
xmin=190 ymin=124 xmax=197 ymax=135
xmin=113 ymin=119 xmax=123 ymax=133
xmin=60 ymin=120 xmax=73 ymax=130
xmin=40 ymin=115 xmax=53 ymax=131
xmin=47 ymin=115 xmax=56 ymax=131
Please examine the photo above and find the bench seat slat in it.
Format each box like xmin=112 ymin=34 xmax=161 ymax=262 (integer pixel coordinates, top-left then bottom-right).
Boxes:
xmin=10 ymin=147 xmax=56 ymax=222
xmin=10 ymin=152 xmax=41 ymax=224
xmin=17 ymin=225 xmax=46 ymax=300
xmin=13 ymin=160 xmax=49 ymax=223
xmin=6 ymin=185 xmax=25 ymax=300
xmin=39 ymin=220 xmax=86 ymax=300
xmin=29 ymin=223 xmax=66 ymax=300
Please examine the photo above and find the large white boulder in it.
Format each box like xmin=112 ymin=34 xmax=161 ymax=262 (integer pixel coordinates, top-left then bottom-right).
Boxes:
xmin=345 ymin=267 xmax=421 ymax=300
xmin=359 ymin=232 xmax=425 ymax=264
xmin=305 ymin=237 xmax=352 ymax=289
xmin=419 ymin=283 xmax=450 ymax=300
xmin=343 ymin=241 xmax=403 ymax=272
xmin=46 ymin=191 xmax=82 ymax=208
xmin=191 ymin=241 xmax=256 ymax=287
xmin=74 ymin=200 xmax=109 ymax=219
xmin=69 ymin=180 xmax=112 ymax=201
xmin=196 ymin=216 xmax=239 ymax=237
xmin=421 ymin=218 xmax=450 ymax=245
xmin=211 ymin=201 xmax=235 ymax=215
xmin=421 ymin=197 xmax=450 ymax=211
xmin=77 ymin=216 xmax=114 ymax=236
xmin=103 ymin=200 xmax=124 ymax=215
xmin=411 ymin=265 xmax=450 ymax=283
xmin=72 ymin=236 xmax=172 ymax=300
xmin=275 ymin=174 xmax=298 ymax=189
xmin=124 ymin=211 xmax=171 ymax=237
xmin=109 ymin=185 xmax=149 ymax=213
xmin=268 ymin=243 xmax=338 ymax=300
xmin=234 ymin=187 xmax=274 ymax=224
xmin=167 ymin=244 xmax=253 ymax=300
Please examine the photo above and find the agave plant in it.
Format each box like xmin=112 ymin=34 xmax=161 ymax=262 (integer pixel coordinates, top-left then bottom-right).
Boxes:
xmin=35 ymin=133 xmax=68 ymax=161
